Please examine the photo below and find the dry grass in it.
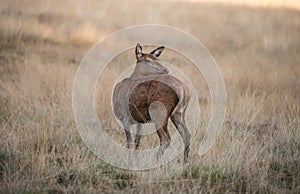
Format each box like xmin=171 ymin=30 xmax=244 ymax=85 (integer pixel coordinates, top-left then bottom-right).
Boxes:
xmin=172 ymin=0 xmax=300 ymax=10
xmin=0 ymin=0 xmax=299 ymax=193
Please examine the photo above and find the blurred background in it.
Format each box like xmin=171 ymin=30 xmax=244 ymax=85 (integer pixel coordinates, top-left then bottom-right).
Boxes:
xmin=0 ymin=0 xmax=299 ymax=193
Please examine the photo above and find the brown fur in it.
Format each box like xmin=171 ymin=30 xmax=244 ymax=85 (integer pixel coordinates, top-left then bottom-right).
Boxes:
xmin=129 ymin=80 xmax=179 ymax=123
xmin=112 ymin=44 xmax=191 ymax=162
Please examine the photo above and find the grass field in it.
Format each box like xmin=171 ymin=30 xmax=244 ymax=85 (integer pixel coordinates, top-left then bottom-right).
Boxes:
xmin=0 ymin=0 xmax=299 ymax=193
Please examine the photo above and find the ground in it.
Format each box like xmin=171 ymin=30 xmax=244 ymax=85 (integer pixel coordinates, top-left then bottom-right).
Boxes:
xmin=0 ymin=0 xmax=299 ymax=193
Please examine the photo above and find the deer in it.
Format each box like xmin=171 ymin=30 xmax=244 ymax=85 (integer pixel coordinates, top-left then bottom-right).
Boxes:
xmin=112 ymin=43 xmax=192 ymax=162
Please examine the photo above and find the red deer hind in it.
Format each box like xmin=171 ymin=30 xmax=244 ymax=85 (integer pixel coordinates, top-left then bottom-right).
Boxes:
xmin=113 ymin=43 xmax=192 ymax=162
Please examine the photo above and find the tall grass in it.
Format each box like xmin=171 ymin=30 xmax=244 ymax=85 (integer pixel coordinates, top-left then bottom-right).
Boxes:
xmin=0 ymin=0 xmax=299 ymax=193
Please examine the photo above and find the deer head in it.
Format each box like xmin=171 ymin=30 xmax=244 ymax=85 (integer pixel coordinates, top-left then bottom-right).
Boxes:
xmin=131 ymin=43 xmax=169 ymax=78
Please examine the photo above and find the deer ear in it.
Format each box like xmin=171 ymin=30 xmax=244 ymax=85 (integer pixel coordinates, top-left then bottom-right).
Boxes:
xmin=150 ymin=46 xmax=165 ymax=57
xmin=135 ymin=43 xmax=143 ymax=59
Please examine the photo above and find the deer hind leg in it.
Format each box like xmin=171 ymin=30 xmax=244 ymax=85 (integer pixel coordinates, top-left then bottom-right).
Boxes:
xmin=134 ymin=124 xmax=142 ymax=150
xmin=171 ymin=111 xmax=191 ymax=163
xmin=156 ymin=122 xmax=171 ymax=159
xmin=123 ymin=120 xmax=134 ymax=149
xmin=148 ymin=101 xmax=171 ymax=159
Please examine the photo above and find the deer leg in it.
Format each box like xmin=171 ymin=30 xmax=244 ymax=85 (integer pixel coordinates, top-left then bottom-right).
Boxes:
xmin=123 ymin=121 xmax=133 ymax=149
xmin=156 ymin=121 xmax=171 ymax=159
xmin=148 ymin=101 xmax=171 ymax=159
xmin=171 ymin=112 xmax=191 ymax=163
xmin=134 ymin=124 xmax=142 ymax=150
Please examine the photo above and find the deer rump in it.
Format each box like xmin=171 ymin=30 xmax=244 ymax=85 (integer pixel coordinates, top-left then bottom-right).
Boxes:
xmin=129 ymin=80 xmax=179 ymax=123
xmin=113 ymin=74 xmax=187 ymax=125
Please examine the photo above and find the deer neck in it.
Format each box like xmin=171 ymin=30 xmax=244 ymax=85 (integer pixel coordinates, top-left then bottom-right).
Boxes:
xmin=130 ymin=62 xmax=147 ymax=79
